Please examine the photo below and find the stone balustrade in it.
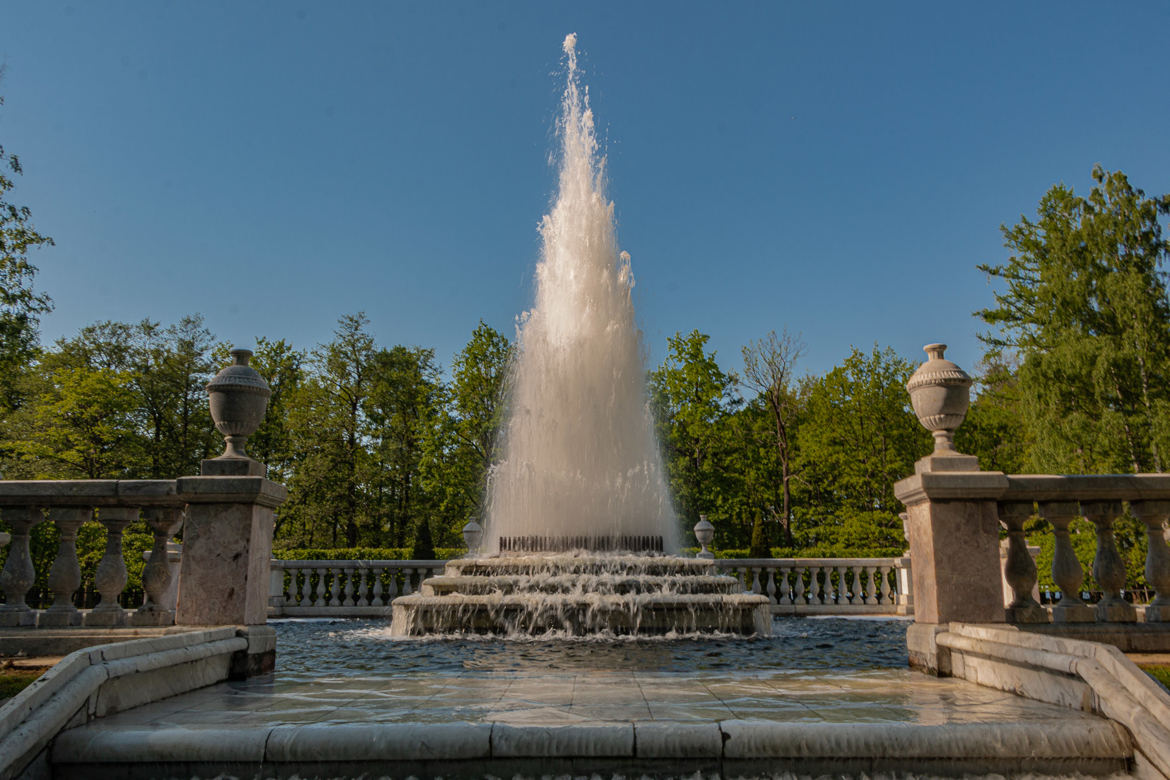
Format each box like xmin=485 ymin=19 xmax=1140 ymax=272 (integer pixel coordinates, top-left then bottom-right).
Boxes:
xmin=267 ymin=557 xmax=912 ymax=617
xmin=715 ymin=558 xmax=910 ymax=615
xmin=0 ymin=480 xmax=187 ymax=629
xmin=995 ymin=474 xmax=1170 ymax=626
xmin=269 ymin=560 xmax=448 ymax=617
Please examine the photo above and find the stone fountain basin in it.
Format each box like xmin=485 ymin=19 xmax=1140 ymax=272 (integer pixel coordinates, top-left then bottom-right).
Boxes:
xmin=391 ymin=592 xmax=772 ymax=637
xmin=422 ymin=574 xmax=746 ymax=597
xmin=446 ymin=555 xmax=720 ymax=577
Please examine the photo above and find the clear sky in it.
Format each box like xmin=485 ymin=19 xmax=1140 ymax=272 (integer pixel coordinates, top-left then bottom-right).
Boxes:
xmin=3 ymin=1 xmax=1168 ymax=380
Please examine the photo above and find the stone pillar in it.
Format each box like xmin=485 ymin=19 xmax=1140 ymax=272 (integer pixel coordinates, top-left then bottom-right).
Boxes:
xmin=175 ymin=476 xmax=286 ymax=628
xmin=896 ymin=459 xmax=1009 ymax=625
xmin=896 ymin=459 xmax=1009 ymax=672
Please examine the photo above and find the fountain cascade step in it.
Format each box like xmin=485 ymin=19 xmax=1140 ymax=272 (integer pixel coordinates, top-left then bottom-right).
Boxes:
xmin=390 ymin=554 xmax=772 ymax=636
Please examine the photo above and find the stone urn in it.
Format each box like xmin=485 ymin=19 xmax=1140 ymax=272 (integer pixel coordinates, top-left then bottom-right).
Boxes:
xmin=462 ymin=518 xmax=483 ymax=556
xmin=694 ymin=515 xmax=715 ymax=560
xmin=906 ymin=343 xmax=971 ymax=453
xmin=207 ymin=348 xmax=271 ymax=460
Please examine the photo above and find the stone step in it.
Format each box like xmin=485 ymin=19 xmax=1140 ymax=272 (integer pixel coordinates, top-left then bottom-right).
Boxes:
xmin=391 ymin=592 xmax=773 ymax=636
xmin=445 ymin=555 xmax=717 ymax=578
xmin=421 ymin=573 xmax=746 ymax=597
xmin=51 ymin=719 xmax=1134 ymax=778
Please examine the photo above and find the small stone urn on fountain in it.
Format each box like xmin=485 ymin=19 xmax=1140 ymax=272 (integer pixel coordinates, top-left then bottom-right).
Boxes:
xmin=202 ymin=348 xmax=272 ymax=476
xmin=694 ymin=515 xmax=715 ymax=560
xmin=905 ymin=343 xmax=976 ymax=471
xmin=462 ymin=518 xmax=483 ymax=557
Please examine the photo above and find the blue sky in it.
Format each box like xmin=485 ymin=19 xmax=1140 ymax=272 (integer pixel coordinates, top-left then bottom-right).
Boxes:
xmin=3 ymin=1 xmax=1169 ymax=381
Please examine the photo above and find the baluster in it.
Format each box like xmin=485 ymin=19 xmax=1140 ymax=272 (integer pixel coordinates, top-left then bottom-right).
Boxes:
xmin=372 ymin=568 xmax=385 ymax=606
xmin=402 ymin=567 xmax=415 ymax=595
xmin=301 ymin=570 xmax=315 ymax=608
xmin=133 ymin=507 xmax=184 ymax=625
xmin=39 ymin=507 xmax=89 ymax=627
xmin=312 ymin=567 xmax=326 ymax=607
xmin=268 ymin=560 xmax=287 ymax=615
xmin=793 ymin=566 xmax=806 ymax=604
xmin=750 ymin=567 xmax=762 ymax=594
xmin=765 ymin=569 xmax=777 ymax=605
xmin=1038 ymin=502 xmax=1094 ymax=623
xmin=1082 ymin=501 xmax=1136 ymax=622
xmin=810 ymin=566 xmax=823 ymax=604
xmin=879 ymin=565 xmax=893 ymax=604
xmin=1132 ymin=501 xmax=1170 ymax=622
xmin=85 ymin=507 xmax=137 ymax=626
xmin=861 ymin=568 xmax=879 ymax=608
xmin=0 ymin=508 xmax=43 ymax=626
xmin=835 ymin=565 xmax=847 ymax=604
xmin=848 ymin=566 xmax=861 ymax=607
xmin=342 ymin=566 xmax=355 ymax=608
xmin=355 ymin=568 xmax=369 ymax=607
xmin=998 ymin=501 xmax=1045 ymax=622
xmin=329 ymin=566 xmax=342 ymax=607
xmin=856 ymin=567 xmax=872 ymax=605
xmin=387 ymin=567 xmax=400 ymax=598
xmin=778 ymin=567 xmax=791 ymax=605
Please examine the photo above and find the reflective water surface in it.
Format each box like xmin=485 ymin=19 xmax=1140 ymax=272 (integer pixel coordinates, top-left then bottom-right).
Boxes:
xmin=275 ymin=616 xmax=910 ymax=679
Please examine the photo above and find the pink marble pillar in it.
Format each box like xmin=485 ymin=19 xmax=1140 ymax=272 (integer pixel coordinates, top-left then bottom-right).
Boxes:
xmin=175 ymin=475 xmax=286 ymax=627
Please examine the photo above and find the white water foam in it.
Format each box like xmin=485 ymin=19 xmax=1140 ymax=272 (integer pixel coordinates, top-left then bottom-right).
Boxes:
xmin=485 ymin=34 xmax=677 ymax=553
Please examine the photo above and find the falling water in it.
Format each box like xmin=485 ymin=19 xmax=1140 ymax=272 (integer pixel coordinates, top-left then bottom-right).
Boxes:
xmin=484 ymin=34 xmax=678 ymax=554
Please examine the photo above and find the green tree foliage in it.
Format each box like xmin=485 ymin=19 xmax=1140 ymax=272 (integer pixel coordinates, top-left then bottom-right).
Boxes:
xmin=0 ymin=90 xmax=53 ymax=412
xmin=366 ymin=345 xmax=441 ymax=547
xmin=420 ymin=322 xmax=510 ymax=546
xmin=284 ymin=313 xmax=377 ymax=548
xmin=246 ymin=337 xmax=304 ymax=487
xmin=794 ymin=346 xmax=930 ymax=548
xmin=649 ymin=330 xmax=742 ymax=546
xmin=978 ymin=166 xmax=1170 ymax=473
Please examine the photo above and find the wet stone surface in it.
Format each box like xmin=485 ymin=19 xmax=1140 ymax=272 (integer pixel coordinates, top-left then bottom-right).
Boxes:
xmin=65 ymin=617 xmax=1105 ymax=728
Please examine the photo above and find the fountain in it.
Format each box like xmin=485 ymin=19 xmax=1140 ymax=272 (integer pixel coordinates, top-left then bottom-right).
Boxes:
xmin=391 ymin=35 xmax=770 ymax=637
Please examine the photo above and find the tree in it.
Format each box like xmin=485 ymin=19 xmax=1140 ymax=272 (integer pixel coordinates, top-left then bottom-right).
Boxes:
xmin=246 ymin=337 xmax=304 ymax=489
xmin=420 ymin=322 xmax=510 ymax=545
xmin=6 ymin=356 xmax=143 ymax=479
xmin=365 ymin=345 xmax=441 ymax=547
xmin=649 ymin=330 xmax=741 ymax=545
xmin=978 ymin=166 xmax=1170 ymax=473
xmin=284 ymin=314 xmax=377 ymax=547
xmin=0 ymin=89 xmax=54 ymax=411
xmin=741 ymin=329 xmax=805 ymax=546
xmin=794 ymin=346 xmax=929 ymax=548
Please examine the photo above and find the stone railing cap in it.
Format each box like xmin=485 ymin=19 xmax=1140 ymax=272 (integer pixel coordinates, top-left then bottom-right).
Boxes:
xmin=894 ymin=471 xmax=1010 ymax=506
xmin=0 ymin=480 xmax=183 ymax=507
xmin=176 ymin=476 xmax=288 ymax=507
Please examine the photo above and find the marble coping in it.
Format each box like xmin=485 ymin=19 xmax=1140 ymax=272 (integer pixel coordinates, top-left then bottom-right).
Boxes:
xmin=0 ymin=477 xmax=286 ymax=508
xmin=0 ymin=625 xmax=267 ymax=780
xmin=896 ymin=470 xmax=1170 ymax=507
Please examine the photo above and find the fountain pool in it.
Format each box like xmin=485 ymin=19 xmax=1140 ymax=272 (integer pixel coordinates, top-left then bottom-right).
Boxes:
xmin=280 ymin=616 xmax=910 ymax=678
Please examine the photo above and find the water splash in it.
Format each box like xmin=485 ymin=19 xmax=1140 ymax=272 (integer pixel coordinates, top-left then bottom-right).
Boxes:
xmin=484 ymin=34 xmax=677 ymax=553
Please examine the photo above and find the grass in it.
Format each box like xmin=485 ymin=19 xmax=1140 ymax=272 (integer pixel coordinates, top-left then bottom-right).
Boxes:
xmin=1139 ymin=664 xmax=1170 ymax=692
xmin=0 ymin=665 xmax=50 ymax=702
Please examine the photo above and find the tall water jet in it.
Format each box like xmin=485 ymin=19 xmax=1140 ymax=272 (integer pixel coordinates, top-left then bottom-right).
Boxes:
xmin=484 ymin=33 xmax=677 ymax=554
xmin=389 ymin=37 xmax=771 ymax=636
